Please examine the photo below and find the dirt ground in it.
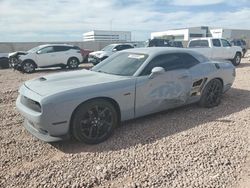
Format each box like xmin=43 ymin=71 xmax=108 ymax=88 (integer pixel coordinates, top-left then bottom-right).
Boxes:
xmin=0 ymin=58 xmax=249 ymax=188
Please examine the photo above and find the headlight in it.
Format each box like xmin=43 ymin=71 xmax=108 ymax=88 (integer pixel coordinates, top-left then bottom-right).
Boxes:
xmin=20 ymin=96 xmax=42 ymax=112
xmin=95 ymin=53 xmax=103 ymax=58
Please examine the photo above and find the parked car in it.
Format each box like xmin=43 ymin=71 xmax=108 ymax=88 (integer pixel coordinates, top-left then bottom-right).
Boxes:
xmin=230 ymin=39 xmax=247 ymax=57
xmin=0 ymin=53 xmax=9 ymax=69
xmin=188 ymin=38 xmax=242 ymax=66
xmin=88 ymin=43 xmax=134 ymax=65
xmin=145 ymin=39 xmax=183 ymax=48
xmin=16 ymin=47 xmax=235 ymax=144
xmin=8 ymin=44 xmax=84 ymax=73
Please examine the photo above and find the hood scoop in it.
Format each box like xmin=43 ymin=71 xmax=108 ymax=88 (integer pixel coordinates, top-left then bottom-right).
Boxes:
xmin=39 ymin=77 xmax=47 ymax=81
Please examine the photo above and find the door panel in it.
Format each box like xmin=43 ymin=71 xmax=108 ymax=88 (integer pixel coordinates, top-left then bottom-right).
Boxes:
xmin=36 ymin=46 xmax=56 ymax=67
xmin=135 ymin=69 xmax=192 ymax=117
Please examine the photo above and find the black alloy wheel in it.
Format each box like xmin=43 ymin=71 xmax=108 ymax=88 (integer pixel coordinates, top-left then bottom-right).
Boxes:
xmin=199 ymin=79 xmax=223 ymax=108
xmin=71 ymin=99 xmax=118 ymax=144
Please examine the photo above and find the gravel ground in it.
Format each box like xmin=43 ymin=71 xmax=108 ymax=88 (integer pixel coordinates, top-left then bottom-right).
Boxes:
xmin=0 ymin=59 xmax=249 ymax=188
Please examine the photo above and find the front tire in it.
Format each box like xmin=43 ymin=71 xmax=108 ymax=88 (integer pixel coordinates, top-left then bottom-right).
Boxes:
xmin=71 ymin=99 xmax=118 ymax=144
xmin=21 ymin=60 xmax=36 ymax=73
xmin=199 ymin=79 xmax=223 ymax=108
xmin=231 ymin=52 xmax=241 ymax=66
xmin=67 ymin=57 xmax=79 ymax=69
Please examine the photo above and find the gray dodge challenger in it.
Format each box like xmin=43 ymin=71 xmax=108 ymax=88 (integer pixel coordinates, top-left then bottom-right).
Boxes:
xmin=16 ymin=48 xmax=235 ymax=144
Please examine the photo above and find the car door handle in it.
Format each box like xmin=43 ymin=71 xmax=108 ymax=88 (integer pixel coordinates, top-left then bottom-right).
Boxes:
xmin=178 ymin=75 xmax=189 ymax=79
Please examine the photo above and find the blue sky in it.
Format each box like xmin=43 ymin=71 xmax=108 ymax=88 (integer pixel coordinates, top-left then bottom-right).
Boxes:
xmin=0 ymin=0 xmax=250 ymax=42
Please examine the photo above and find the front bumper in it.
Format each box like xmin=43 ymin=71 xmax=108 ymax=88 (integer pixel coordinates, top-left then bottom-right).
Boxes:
xmin=88 ymin=55 xmax=101 ymax=65
xmin=16 ymin=87 xmax=70 ymax=142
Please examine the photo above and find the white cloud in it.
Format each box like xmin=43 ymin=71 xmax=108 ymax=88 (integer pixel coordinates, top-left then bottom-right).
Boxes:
xmin=0 ymin=0 xmax=250 ymax=42
xmin=171 ymin=0 xmax=224 ymax=6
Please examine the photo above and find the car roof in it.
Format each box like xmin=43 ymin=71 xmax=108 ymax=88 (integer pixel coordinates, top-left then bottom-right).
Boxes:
xmin=190 ymin=37 xmax=227 ymax=41
xmin=38 ymin=44 xmax=76 ymax=48
xmin=123 ymin=47 xmax=199 ymax=56
xmin=107 ymin=43 xmax=133 ymax=46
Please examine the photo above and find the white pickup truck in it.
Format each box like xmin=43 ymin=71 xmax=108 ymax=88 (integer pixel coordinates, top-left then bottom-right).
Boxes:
xmin=188 ymin=38 xmax=242 ymax=66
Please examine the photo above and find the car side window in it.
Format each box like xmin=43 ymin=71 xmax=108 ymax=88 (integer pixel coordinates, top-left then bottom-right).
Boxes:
xmin=114 ymin=45 xmax=122 ymax=51
xmin=54 ymin=46 xmax=70 ymax=52
xmin=236 ymin=41 xmax=242 ymax=46
xmin=140 ymin=53 xmax=199 ymax=76
xmin=221 ymin=39 xmax=231 ymax=47
xmin=37 ymin=46 xmax=54 ymax=54
xmin=189 ymin=40 xmax=209 ymax=48
xmin=123 ymin=45 xmax=133 ymax=49
xmin=212 ymin=39 xmax=221 ymax=47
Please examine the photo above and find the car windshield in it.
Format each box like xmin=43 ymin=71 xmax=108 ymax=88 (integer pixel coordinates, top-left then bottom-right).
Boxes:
xmin=27 ymin=46 xmax=43 ymax=53
xmin=92 ymin=52 xmax=148 ymax=76
xmin=101 ymin=44 xmax=115 ymax=52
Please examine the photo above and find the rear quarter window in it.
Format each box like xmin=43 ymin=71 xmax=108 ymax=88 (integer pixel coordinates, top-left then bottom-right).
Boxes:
xmin=189 ymin=40 xmax=209 ymax=48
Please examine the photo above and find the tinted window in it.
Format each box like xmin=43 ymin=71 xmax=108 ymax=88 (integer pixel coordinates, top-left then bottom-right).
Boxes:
xmin=221 ymin=39 xmax=231 ymax=47
xmin=242 ymin=40 xmax=246 ymax=45
xmin=141 ymin=53 xmax=199 ymax=75
xmin=115 ymin=45 xmax=133 ymax=51
xmin=38 ymin=46 xmax=54 ymax=54
xmin=236 ymin=41 xmax=242 ymax=46
xmin=189 ymin=40 xmax=209 ymax=48
xmin=123 ymin=45 xmax=134 ymax=49
xmin=71 ymin=46 xmax=81 ymax=50
xmin=148 ymin=39 xmax=171 ymax=47
xmin=54 ymin=46 xmax=70 ymax=52
xmin=212 ymin=39 xmax=221 ymax=47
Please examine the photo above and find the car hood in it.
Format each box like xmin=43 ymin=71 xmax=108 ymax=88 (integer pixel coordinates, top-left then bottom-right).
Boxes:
xmin=8 ymin=51 xmax=28 ymax=58
xmin=24 ymin=69 xmax=129 ymax=96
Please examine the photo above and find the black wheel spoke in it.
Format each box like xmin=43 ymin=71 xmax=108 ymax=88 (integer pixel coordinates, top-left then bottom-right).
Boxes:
xmin=205 ymin=80 xmax=222 ymax=106
xmin=73 ymin=100 xmax=117 ymax=144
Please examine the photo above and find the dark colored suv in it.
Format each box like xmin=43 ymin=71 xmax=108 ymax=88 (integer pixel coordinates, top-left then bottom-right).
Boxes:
xmin=145 ymin=39 xmax=183 ymax=48
xmin=230 ymin=39 xmax=247 ymax=57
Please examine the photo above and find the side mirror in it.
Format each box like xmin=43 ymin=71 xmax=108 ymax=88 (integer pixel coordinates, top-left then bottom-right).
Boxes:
xmin=36 ymin=50 xmax=41 ymax=54
xmin=149 ymin=67 xmax=165 ymax=79
xmin=112 ymin=48 xmax=117 ymax=52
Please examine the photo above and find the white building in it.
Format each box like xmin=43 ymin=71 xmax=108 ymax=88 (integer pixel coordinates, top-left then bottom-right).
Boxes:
xmin=151 ymin=26 xmax=250 ymax=42
xmin=151 ymin=26 xmax=210 ymax=41
xmin=83 ymin=30 xmax=131 ymax=42
xmin=210 ymin=28 xmax=250 ymax=39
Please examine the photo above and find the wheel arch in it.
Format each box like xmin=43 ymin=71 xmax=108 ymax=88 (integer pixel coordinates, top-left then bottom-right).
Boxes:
xmin=214 ymin=77 xmax=224 ymax=87
xmin=22 ymin=59 xmax=38 ymax=68
xmin=69 ymin=97 xmax=121 ymax=132
xmin=67 ymin=56 xmax=80 ymax=64
xmin=236 ymin=51 xmax=242 ymax=57
xmin=201 ymin=77 xmax=224 ymax=93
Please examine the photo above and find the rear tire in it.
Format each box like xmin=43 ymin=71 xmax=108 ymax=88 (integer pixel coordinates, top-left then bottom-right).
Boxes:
xmin=71 ymin=99 xmax=118 ymax=144
xmin=21 ymin=60 xmax=36 ymax=73
xmin=67 ymin=57 xmax=79 ymax=69
xmin=231 ymin=52 xmax=241 ymax=66
xmin=199 ymin=79 xmax=223 ymax=108
xmin=0 ymin=57 xmax=10 ymax=69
